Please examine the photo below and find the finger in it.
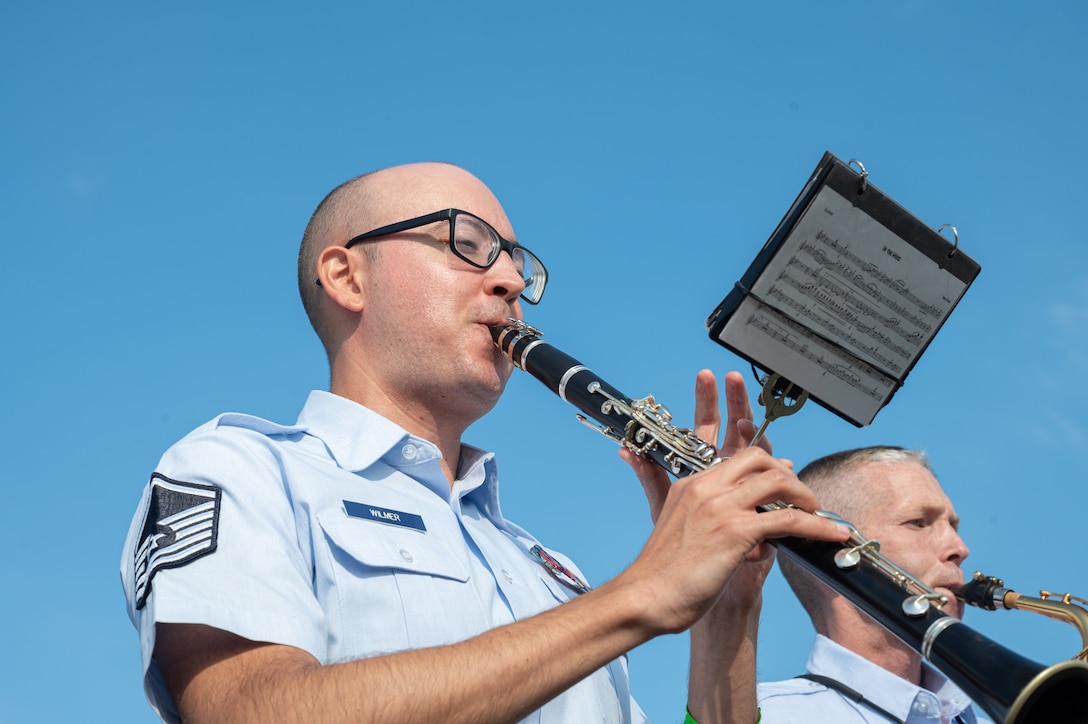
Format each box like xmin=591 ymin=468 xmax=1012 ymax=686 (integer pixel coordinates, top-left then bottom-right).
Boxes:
xmin=709 ymin=445 xmax=791 ymax=479
xmin=743 ymin=540 xmax=777 ymax=565
xmin=721 ymin=371 xmax=772 ymax=456
xmin=724 ymin=371 xmax=755 ymax=422
xmin=692 ymin=369 xmax=721 ymax=446
xmin=751 ymin=505 xmax=851 ymax=544
xmin=739 ymin=418 xmax=772 ymax=454
xmin=707 ymin=450 xmax=816 ymax=510
xmin=619 ymin=447 xmax=671 ymax=523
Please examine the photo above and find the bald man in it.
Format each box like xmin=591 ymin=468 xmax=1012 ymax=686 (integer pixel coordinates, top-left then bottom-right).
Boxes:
xmin=758 ymin=446 xmax=988 ymax=723
xmin=120 ymin=163 xmax=848 ymax=724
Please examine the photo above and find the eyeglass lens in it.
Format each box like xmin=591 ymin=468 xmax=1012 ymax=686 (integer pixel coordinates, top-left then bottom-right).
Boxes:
xmin=453 ymin=213 xmax=546 ymax=303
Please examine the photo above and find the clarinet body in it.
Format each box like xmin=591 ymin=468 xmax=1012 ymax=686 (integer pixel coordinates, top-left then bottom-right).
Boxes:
xmin=491 ymin=319 xmax=1088 ymax=724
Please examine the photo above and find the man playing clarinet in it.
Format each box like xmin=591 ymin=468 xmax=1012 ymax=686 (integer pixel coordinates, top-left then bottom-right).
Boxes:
xmin=120 ymin=161 xmax=849 ymax=724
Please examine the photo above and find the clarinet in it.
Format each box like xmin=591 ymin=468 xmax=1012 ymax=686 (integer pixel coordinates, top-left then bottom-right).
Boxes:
xmin=491 ymin=319 xmax=1088 ymax=724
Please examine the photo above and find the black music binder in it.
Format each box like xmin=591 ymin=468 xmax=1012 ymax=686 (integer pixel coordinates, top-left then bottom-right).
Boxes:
xmin=706 ymin=152 xmax=981 ymax=427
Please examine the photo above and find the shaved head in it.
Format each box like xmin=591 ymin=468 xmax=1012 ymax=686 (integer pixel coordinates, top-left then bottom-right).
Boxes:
xmin=298 ymin=170 xmax=380 ymax=347
xmin=297 ymin=162 xmax=510 ymax=355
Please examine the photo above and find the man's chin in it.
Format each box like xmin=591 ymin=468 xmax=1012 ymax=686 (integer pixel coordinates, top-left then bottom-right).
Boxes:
xmin=474 ymin=365 xmax=511 ymax=403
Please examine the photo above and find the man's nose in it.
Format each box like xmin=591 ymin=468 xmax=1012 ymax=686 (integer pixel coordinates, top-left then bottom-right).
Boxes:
xmin=945 ymin=525 xmax=970 ymax=565
xmin=486 ymin=249 xmax=527 ymax=302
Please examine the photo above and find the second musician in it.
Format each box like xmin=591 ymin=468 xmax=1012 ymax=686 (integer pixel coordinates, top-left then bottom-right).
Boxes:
xmin=759 ymin=446 xmax=987 ymax=722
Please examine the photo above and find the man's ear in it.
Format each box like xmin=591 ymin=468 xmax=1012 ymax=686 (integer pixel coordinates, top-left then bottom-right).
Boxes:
xmin=316 ymin=246 xmax=367 ymax=313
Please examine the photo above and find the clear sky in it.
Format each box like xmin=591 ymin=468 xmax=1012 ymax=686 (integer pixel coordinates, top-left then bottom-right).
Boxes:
xmin=3 ymin=2 xmax=1087 ymax=721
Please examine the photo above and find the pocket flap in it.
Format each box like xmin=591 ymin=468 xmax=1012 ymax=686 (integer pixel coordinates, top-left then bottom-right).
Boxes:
xmin=319 ymin=512 xmax=470 ymax=583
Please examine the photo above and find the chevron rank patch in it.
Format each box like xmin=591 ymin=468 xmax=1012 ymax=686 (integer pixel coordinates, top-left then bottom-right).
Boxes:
xmin=133 ymin=473 xmax=221 ymax=610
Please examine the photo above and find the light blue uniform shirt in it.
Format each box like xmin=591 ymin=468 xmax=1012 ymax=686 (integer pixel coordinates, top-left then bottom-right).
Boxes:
xmin=121 ymin=390 xmax=645 ymax=723
xmin=758 ymin=634 xmax=990 ymax=723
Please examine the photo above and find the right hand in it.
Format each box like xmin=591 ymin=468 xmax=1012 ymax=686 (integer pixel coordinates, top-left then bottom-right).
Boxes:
xmin=617 ymin=445 xmax=849 ymax=635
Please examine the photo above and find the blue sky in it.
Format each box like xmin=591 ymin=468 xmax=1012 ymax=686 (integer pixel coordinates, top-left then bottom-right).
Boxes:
xmin=3 ymin=2 xmax=1087 ymax=721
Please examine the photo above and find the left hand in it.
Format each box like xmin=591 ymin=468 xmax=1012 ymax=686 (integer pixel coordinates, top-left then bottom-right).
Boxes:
xmin=620 ymin=370 xmax=778 ymax=606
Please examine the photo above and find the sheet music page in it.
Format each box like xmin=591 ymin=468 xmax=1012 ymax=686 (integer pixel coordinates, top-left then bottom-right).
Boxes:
xmin=716 ymin=184 xmax=968 ymax=425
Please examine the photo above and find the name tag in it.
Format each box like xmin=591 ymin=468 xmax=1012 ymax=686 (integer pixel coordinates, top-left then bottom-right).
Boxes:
xmin=343 ymin=500 xmax=427 ymax=532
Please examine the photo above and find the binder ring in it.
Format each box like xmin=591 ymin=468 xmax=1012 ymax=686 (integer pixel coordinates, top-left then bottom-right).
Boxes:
xmin=937 ymin=224 xmax=959 ymax=258
xmin=847 ymin=158 xmax=868 ymax=193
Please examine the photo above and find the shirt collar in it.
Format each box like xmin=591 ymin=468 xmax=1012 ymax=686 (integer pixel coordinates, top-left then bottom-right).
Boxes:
xmin=454 ymin=445 xmax=502 ymax=514
xmin=919 ymin=658 xmax=977 ymax=721
xmin=808 ymin=634 xmax=977 ymax=722
xmin=296 ymin=390 xmax=502 ymax=512
xmin=296 ymin=390 xmax=418 ymax=472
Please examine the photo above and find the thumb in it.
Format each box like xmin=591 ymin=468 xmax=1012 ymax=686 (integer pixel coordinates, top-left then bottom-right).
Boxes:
xmin=619 ymin=448 xmax=671 ymax=523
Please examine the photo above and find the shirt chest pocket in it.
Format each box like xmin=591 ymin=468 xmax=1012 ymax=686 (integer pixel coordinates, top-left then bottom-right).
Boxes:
xmin=316 ymin=513 xmax=487 ymax=657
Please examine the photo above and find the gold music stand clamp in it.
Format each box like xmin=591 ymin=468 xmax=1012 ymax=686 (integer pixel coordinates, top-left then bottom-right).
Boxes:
xmin=750 ymin=372 xmax=809 ymax=448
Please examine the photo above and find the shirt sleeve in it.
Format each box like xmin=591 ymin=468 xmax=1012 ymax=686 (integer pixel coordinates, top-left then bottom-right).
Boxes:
xmin=120 ymin=422 xmax=327 ymax=720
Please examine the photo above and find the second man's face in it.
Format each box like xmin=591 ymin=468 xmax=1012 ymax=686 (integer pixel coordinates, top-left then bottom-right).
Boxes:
xmin=854 ymin=462 xmax=971 ymax=620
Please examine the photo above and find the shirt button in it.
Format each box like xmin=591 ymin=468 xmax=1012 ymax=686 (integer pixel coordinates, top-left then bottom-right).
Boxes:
xmin=399 ymin=549 xmax=414 ymax=563
xmin=402 ymin=444 xmax=418 ymax=459
xmin=501 ymin=569 xmax=514 ymax=583
xmin=911 ymin=692 xmax=939 ymax=718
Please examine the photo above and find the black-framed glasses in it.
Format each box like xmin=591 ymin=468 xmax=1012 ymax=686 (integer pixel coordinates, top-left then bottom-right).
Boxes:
xmin=344 ymin=208 xmax=548 ymax=304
